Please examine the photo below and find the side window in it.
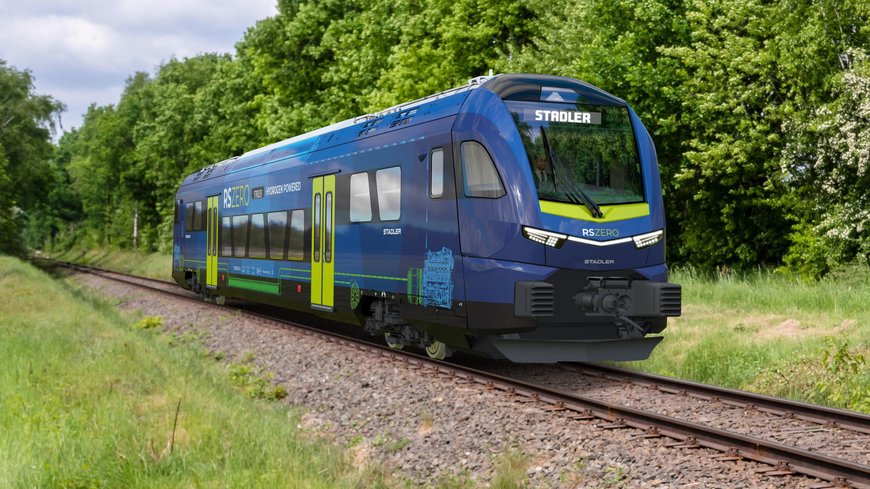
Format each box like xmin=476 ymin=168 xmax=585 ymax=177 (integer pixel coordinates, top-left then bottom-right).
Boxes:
xmin=313 ymin=195 xmax=321 ymax=262
xmin=232 ymin=215 xmax=249 ymax=257
xmin=175 ymin=199 xmax=181 ymax=224
xmin=199 ymin=200 xmax=208 ymax=230
xmin=349 ymin=172 xmax=372 ymax=222
xmin=376 ymin=166 xmax=401 ymax=221
xmin=249 ymin=213 xmax=266 ymax=259
xmin=461 ymin=141 xmax=505 ymax=198
xmin=185 ymin=203 xmax=194 ymax=232
xmin=193 ymin=200 xmax=203 ymax=230
xmin=430 ymin=148 xmax=444 ymax=198
xmin=267 ymin=211 xmax=288 ymax=260
xmin=220 ymin=217 xmax=232 ymax=256
xmin=324 ymin=193 xmax=333 ymax=263
xmin=288 ymin=210 xmax=304 ymax=261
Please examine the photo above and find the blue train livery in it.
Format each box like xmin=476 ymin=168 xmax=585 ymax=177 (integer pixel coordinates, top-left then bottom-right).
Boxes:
xmin=172 ymin=74 xmax=681 ymax=363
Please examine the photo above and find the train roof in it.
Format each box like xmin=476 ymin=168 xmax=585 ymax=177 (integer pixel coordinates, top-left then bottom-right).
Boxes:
xmin=180 ymin=74 xmax=626 ymax=188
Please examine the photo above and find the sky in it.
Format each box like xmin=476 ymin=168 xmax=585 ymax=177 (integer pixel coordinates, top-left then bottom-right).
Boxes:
xmin=0 ymin=0 xmax=277 ymax=135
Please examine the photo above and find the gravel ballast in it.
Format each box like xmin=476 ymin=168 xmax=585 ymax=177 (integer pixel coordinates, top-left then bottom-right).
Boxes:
xmin=70 ymin=271 xmax=828 ymax=488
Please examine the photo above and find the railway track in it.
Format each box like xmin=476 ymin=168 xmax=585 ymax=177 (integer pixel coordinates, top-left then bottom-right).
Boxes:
xmin=48 ymin=259 xmax=870 ymax=488
xmin=562 ymin=363 xmax=870 ymax=436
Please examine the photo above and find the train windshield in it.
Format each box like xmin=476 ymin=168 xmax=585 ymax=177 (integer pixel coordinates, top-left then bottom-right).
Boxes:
xmin=505 ymin=100 xmax=644 ymax=206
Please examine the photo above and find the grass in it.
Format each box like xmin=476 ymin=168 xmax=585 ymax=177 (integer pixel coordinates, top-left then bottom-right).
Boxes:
xmin=0 ymin=256 xmax=393 ymax=488
xmin=47 ymin=247 xmax=171 ymax=281
xmin=625 ymin=265 xmax=870 ymax=412
xmin=5 ymin=255 xmax=535 ymax=487
xmin=38 ymin=247 xmax=870 ymax=412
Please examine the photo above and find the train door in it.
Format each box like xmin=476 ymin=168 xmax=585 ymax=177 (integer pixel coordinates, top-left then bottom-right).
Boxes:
xmin=311 ymin=175 xmax=336 ymax=311
xmin=206 ymin=195 xmax=219 ymax=288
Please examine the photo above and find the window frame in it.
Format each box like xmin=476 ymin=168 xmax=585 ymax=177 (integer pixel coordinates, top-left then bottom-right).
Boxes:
xmin=248 ymin=213 xmax=267 ymax=259
xmin=375 ymin=166 xmax=402 ymax=221
xmin=313 ymin=194 xmax=321 ymax=263
xmin=460 ymin=140 xmax=506 ymax=199
xmin=231 ymin=214 xmax=250 ymax=258
xmin=220 ymin=216 xmax=233 ymax=257
xmin=267 ymin=211 xmax=289 ymax=260
xmin=185 ymin=203 xmax=194 ymax=232
xmin=429 ymin=148 xmax=444 ymax=199
xmin=324 ymin=192 xmax=333 ymax=263
xmin=288 ymin=209 xmax=305 ymax=261
xmin=194 ymin=200 xmax=205 ymax=230
xmin=349 ymin=171 xmax=373 ymax=223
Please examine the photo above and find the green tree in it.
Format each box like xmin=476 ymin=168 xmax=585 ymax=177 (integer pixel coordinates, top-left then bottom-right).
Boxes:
xmin=0 ymin=60 xmax=63 ymax=255
xmin=132 ymin=55 xmax=230 ymax=249
xmin=782 ymin=51 xmax=870 ymax=276
xmin=510 ymin=0 xmax=870 ymax=272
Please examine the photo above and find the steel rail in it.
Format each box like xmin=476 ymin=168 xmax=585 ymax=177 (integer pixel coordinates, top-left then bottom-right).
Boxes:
xmin=566 ymin=363 xmax=870 ymax=435
xmin=51 ymin=260 xmax=870 ymax=489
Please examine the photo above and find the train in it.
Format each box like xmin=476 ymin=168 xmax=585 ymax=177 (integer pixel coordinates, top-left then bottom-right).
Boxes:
xmin=172 ymin=73 xmax=681 ymax=363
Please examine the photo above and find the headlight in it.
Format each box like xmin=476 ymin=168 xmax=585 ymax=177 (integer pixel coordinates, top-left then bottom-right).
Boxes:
xmin=632 ymin=230 xmax=664 ymax=249
xmin=522 ymin=226 xmax=567 ymax=248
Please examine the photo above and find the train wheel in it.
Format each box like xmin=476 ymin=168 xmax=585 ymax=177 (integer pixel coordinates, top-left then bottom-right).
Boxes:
xmin=214 ymin=295 xmax=226 ymax=305
xmin=384 ymin=333 xmax=404 ymax=350
xmin=425 ymin=340 xmax=449 ymax=360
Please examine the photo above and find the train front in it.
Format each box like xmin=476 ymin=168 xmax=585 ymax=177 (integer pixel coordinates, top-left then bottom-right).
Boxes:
xmin=455 ymin=75 xmax=681 ymax=363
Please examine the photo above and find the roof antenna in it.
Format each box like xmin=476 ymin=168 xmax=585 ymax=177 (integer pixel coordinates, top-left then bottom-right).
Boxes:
xmin=488 ymin=68 xmax=493 ymax=77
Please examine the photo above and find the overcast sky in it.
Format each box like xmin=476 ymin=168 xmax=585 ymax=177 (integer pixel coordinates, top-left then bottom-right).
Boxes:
xmin=0 ymin=0 xmax=277 ymax=135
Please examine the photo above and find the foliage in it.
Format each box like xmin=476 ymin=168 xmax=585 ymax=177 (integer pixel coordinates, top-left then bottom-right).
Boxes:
xmin=814 ymin=337 xmax=869 ymax=411
xmin=7 ymin=0 xmax=870 ymax=276
xmin=0 ymin=60 xmax=63 ymax=255
xmin=135 ymin=315 xmax=164 ymax=330
xmin=508 ymin=0 xmax=870 ymax=272
xmin=227 ymin=354 xmax=289 ymax=401
xmin=781 ymin=51 xmax=870 ymax=276
xmin=490 ymin=447 xmax=530 ymax=489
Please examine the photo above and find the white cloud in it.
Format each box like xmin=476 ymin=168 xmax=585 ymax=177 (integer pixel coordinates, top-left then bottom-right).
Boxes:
xmin=0 ymin=0 xmax=277 ymax=132
xmin=1 ymin=15 xmax=121 ymax=74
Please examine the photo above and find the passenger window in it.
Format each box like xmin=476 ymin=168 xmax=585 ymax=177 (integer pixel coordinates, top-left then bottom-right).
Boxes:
xmin=267 ymin=211 xmax=288 ymax=260
xmin=220 ymin=217 xmax=232 ymax=256
xmin=430 ymin=148 xmax=444 ymax=198
xmin=325 ymin=193 xmax=333 ymax=263
xmin=376 ymin=166 xmax=401 ymax=221
xmin=350 ymin=172 xmax=372 ymax=222
xmin=288 ymin=210 xmax=304 ymax=261
xmin=313 ymin=195 xmax=321 ymax=262
xmin=232 ymin=215 xmax=249 ymax=257
xmin=249 ymin=213 xmax=266 ymax=258
xmin=185 ymin=203 xmax=194 ymax=232
xmin=461 ymin=141 xmax=505 ymax=198
xmin=200 ymin=201 xmax=208 ymax=230
xmin=194 ymin=201 xmax=203 ymax=230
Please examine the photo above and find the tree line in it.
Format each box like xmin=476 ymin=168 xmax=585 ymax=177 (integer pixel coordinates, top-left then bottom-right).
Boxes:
xmin=2 ymin=0 xmax=868 ymax=277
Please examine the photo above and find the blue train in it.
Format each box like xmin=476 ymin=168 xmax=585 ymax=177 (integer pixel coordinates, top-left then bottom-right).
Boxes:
xmin=172 ymin=74 xmax=681 ymax=363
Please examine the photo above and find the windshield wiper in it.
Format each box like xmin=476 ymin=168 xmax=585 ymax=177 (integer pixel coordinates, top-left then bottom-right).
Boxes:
xmin=540 ymin=127 xmax=604 ymax=218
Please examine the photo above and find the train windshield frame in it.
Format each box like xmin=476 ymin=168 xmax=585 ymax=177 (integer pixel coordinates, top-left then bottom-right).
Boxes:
xmin=505 ymin=100 xmax=645 ymax=207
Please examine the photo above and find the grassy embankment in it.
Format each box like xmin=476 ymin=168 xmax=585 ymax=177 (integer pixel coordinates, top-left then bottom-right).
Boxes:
xmin=48 ymin=248 xmax=870 ymax=412
xmin=4 ymin=255 xmax=530 ymax=488
xmin=629 ymin=266 xmax=870 ymax=412
xmin=0 ymin=255 xmax=395 ymax=487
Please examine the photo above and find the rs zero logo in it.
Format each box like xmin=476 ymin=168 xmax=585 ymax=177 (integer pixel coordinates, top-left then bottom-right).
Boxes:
xmin=223 ymin=185 xmax=251 ymax=209
xmin=581 ymin=228 xmax=619 ymax=237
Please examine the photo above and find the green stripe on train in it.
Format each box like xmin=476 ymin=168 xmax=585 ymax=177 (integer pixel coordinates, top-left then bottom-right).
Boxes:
xmin=227 ymin=277 xmax=280 ymax=295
